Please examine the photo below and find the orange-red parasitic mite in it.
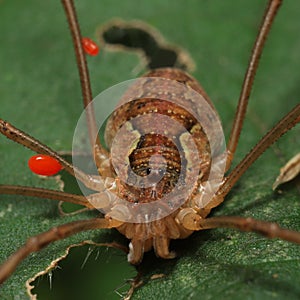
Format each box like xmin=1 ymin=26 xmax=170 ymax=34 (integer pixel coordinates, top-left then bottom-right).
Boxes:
xmin=28 ymin=154 xmax=63 ymax=176
xmin=81 ymin=37 xmax=99 ymax=56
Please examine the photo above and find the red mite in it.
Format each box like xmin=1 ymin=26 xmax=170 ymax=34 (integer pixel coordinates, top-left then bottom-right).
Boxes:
xmin=28 ymin=155 xmax=63 ymax=176
xmin=81 ymin=37 xmax=99 ymax=56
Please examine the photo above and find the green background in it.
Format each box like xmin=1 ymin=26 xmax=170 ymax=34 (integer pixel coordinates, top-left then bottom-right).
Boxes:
xmin=0 ymin=0 xmax=299 ymax=299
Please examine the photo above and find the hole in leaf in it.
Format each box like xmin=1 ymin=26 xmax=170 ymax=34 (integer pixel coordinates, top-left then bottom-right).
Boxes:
xmin=98 ymin=19 xmax=195 ymax=71
xmin=32 ymin=244 xmax=135 ymax=299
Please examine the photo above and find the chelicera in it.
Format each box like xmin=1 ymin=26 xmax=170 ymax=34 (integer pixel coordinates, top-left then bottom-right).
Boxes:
xmin=0 ymin=0 xmax=299 ymax=292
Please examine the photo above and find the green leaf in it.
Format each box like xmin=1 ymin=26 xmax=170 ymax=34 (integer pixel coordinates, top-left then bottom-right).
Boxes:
xmin=0 ymin=0 xmax=299 ymax=299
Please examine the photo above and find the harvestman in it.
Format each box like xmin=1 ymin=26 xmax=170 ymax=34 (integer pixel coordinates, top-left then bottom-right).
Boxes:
xmin=0 ymin=0 xmax=300 ymax=289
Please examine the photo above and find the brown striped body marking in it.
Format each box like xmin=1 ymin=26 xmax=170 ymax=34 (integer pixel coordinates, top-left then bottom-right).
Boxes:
xmin=104 ymin=68 xmax=223 ymax=263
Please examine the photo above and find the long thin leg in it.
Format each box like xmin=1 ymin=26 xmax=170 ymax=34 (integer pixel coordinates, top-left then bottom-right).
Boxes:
xmin=203 ymin=104 xmax=300 ymax=212
xmin=0 ymin=185 xmax=93 ymax=208
xmin=0 ymin=119 xmax=111 ymax=191
xmin=226 ymin=0 xmax=282 ymax=169
xmin=177 ymin=213 xmax=300 ymax=244
xmin=0 ymin=185 xmax=117 ymax=215
xmin=198 ymin=216 xmax=300 ymax=244
xmin=220 ymin=104 xmax=300 ymax=197
xmin=0 ymin=217 xmax=122 ymax=284
xmin=61 ymin=0 xmax=110 ymax=166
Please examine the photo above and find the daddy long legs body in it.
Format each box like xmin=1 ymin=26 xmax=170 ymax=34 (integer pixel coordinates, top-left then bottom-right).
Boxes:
xmin=0 ymin=0 xmax=300 ymax=298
